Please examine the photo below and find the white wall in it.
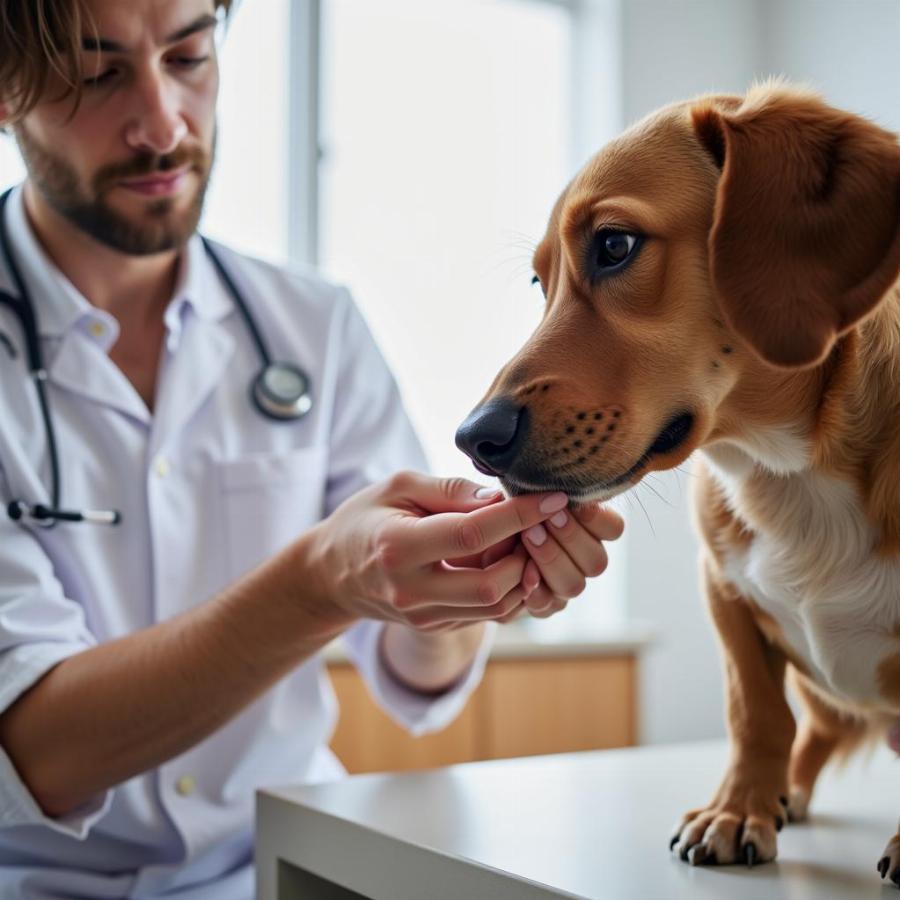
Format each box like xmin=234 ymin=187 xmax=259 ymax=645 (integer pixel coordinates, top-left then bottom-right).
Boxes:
xmin=602 ymin=0 xmax=900 ymax=744
xmin=762 ymin=0 xmax=900 ymax=133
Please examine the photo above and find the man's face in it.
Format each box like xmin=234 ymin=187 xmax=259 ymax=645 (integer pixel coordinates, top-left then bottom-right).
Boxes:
xmin=13 ymin=0 xmax=219 ymax=255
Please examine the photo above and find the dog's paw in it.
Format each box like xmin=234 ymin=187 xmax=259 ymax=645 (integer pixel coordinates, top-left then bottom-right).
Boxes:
xmin=786 ymin=785 xmax=809 ymax=823
xmin=878 ymin=831 xmax=900 ymax=889
xmin=669 ymin=791 xmax=787 ymax=867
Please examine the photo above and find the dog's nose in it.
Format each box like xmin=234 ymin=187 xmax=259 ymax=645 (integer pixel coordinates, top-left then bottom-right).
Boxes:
xmin=455 ymin=398 xmax=528 ymax=476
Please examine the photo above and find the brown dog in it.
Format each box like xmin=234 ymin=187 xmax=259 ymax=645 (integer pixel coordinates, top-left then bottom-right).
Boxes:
xmin=455 ymin=83 xmax=900 ymax=885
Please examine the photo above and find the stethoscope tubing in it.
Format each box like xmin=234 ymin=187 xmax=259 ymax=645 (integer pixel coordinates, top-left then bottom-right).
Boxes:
xmin=0 ymin=186 xmax=312 ymax=527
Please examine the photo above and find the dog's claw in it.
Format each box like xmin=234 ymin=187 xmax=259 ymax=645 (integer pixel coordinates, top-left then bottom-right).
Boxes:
xmin=891 ymin=865 xmax=900 ymax=888
xmin=687 ymin=844 xmax=709 ymax=866
xmin=774 ymin=815 xmax=783 ymax=832
xmin=744 ymin=842 xmax=758 ymax=868
xmin=879 ymin=857 xmax=890 ymax=879
xmin=778 ymin=795 xmax=788 ymax=807
xmin=669 ymin=834 xmax=680 ymax=851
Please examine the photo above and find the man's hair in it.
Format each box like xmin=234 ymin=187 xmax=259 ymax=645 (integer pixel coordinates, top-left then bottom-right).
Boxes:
xmin=0 ymin=1 xmax=232 ymax=124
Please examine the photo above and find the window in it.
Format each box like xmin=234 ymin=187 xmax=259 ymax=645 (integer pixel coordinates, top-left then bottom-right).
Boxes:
xmin=319 ymin=0 xmax=625 ymax=629
xmin=201 ymin=0 xmax=290 ymax=260
xmin=0 ymin=134 xmax=25 ymax=195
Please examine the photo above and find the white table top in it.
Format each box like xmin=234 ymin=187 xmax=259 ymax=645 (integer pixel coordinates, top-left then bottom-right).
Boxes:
xmin=257 ymin=739 xmax=898 ymax=899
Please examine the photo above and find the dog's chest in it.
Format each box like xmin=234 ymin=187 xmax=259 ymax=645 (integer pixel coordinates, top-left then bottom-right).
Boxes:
xmin=703 ymin=449 xmax=900 ymax=709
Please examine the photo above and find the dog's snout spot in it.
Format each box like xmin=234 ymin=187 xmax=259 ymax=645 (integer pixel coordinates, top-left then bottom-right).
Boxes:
xmin=541 ymin=384 xmax=550 ymax=392
xmin=566 ymin=426 xmax=575 ymax=435
xmin=586 ymin=427 xmax=595 ymax=435
xmin=594 ymin=413 xmax=603 ymax=421
xmin=722 ymin=345 xmax=733 ymax=354
xmin=577 ymin=412 xmax=586 ymax=421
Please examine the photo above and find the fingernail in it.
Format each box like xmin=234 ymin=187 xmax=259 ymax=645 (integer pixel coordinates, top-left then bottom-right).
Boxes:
xmin=475 ymin=486 xmax=502 ymax=499
xmin=526 ymin=524 xmax=547 ymax=546
xmin=550 ymin=510 xmax=568 ymax=528
xmin=539 ymin=492 xmax=568 ymax=513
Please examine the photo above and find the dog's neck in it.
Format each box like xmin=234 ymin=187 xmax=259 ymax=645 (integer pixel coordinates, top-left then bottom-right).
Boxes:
xmin=705 ymin=277 xmax=900 ymax=551
xmin=814 ymin=279 xmax=900 ymax=550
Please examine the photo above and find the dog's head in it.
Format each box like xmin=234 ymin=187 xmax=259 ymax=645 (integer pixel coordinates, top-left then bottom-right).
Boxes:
xmin=456 ymin=84 xmax=900 ymax=501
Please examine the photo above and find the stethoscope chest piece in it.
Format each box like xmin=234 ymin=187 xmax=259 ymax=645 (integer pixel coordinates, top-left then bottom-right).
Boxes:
xmin=252 ymin=362 xmax=313 ymax=421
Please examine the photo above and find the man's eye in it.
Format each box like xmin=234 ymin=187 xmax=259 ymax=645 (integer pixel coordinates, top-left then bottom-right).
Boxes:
xmin=589 ymin=230 xmax=641 ymax=274
xmin=83 ymin=68 xmax=118 ymax=88
xmin=171 ymin=56 xmax=209 ymax=70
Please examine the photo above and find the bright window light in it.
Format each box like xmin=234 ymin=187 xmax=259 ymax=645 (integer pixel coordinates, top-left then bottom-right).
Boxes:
xmin=320 ymin=0 xmax=625 ymax=629
xmin=201 ymin=0 xmax=290 ymax=261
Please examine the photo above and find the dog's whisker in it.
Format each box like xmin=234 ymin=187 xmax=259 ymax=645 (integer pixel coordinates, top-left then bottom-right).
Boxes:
xmin=641 ymin=476 xmax=673 ymax=508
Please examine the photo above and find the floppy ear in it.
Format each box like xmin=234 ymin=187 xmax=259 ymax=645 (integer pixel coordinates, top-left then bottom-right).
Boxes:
xmin=692 ymin=87 xmax=900 ymax=368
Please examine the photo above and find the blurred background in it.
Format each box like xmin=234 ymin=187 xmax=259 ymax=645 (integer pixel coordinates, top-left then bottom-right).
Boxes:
xmin=2 ymin=0 xmax=898 ymax=755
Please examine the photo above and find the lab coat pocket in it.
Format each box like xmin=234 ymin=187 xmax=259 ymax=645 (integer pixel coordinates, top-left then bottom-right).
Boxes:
xmin=217 ymin=445 xmax=328 ymax=581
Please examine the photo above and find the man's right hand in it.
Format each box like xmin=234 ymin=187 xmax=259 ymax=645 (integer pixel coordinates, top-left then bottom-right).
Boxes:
xmin=301 ymin=471 xmax=573 ymax=631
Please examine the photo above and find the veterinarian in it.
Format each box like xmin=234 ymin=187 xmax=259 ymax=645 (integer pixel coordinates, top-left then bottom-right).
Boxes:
xmin=0 ymin=1 xmax=624 ymax=896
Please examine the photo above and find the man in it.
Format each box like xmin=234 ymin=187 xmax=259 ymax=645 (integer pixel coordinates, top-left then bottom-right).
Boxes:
xmin=0 ymin=1 xmax=624 ymax=896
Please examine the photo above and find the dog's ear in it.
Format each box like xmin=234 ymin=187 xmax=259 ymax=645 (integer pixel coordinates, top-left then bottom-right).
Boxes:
xmin=691 ymin=87 xmax=900 ymax=368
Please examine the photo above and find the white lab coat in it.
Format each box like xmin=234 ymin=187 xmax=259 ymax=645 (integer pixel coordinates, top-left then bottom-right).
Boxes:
xmin=0 ymin=186 xmax=492 ymax=899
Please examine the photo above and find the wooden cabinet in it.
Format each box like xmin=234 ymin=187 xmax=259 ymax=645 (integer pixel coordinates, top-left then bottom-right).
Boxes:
xmin=327 ymin=654 xmax=637 ymax=774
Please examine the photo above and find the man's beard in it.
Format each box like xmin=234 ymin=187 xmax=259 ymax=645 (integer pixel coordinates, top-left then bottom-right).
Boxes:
xmin=14 ymin=125 xmax=214 ymax=256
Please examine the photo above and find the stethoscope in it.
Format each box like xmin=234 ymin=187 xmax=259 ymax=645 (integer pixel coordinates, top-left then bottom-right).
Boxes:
xmin=0 ymin=187 xmax=313 ymax=528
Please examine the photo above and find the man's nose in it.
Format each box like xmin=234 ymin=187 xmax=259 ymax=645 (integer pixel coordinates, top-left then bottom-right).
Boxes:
xmin=455 ymin=398 xmax=528 ymax=476
xmin=124 ymin=73 xmax=187 ymax=155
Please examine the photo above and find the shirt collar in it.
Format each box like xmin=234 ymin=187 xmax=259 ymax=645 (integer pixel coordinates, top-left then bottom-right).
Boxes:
xmin=1 ymin=183 xmax=234 ymax=344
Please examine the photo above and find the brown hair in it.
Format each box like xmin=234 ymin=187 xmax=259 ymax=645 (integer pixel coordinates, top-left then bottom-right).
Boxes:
xmin=0 ymin=1 xmax=232 ymax=124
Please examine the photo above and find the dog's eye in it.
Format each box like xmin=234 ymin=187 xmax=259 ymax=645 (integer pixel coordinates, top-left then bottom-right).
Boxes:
xmin=591 ymin=230 xmax=640 ymax=273
xmin=531 ymin=273 xmax=546 ymax=298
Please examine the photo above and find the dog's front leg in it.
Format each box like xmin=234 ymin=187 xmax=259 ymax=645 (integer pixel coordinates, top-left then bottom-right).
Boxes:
xmin=671 ymin=561 xmax=796 ymax=866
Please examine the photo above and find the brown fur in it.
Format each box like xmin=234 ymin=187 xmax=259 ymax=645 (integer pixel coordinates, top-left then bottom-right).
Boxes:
xmin=462 ymin=82 xmax=900 ymax=873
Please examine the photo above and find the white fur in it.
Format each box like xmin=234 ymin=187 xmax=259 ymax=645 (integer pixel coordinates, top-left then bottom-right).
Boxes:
xmin=702 ymin=429 xmax=900 ymax=711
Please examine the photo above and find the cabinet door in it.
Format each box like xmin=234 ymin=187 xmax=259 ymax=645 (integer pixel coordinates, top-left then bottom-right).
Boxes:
xmin=328 ymin=664 xmax=480 ymax=773
xmin=478 ymin=657 xmax=636 ymax=760
xmin=329 ymin=655 xmax=637 ymax=773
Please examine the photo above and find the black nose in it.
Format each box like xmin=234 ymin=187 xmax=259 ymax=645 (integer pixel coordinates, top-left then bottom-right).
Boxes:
xmin=455 ymin=398 xmax=528 ymax=476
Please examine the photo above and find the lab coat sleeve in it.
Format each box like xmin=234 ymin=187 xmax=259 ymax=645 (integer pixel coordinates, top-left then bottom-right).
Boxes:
xmin=323 ymin=289 xmax=495 ymax=734
xmin=341 ymin=620 xmax=496 ymax=737
xmin=0 ymin=468 xmax=113 ymax=838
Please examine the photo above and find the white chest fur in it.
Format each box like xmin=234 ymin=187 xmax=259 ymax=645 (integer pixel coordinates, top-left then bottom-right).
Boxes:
xmin=702 ymin=436 xmax=900 ymax=711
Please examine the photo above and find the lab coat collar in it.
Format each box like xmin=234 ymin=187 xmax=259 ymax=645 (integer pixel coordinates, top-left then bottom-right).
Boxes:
xmin=0 ymin=183 xmax=238 ymax=428
xmin=0 ymin=183 xmax=234 ymax=341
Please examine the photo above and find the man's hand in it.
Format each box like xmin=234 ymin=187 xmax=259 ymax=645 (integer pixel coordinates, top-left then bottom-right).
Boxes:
xmin=519 ymin=502 xmax=625 ymax=618
xmin=304 ymin=471 xmax=571 ymax=630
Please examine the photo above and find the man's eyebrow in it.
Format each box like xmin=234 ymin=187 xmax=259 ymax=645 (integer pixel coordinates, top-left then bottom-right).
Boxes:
xmin=81 ymin=13 xmax=217 ymax=52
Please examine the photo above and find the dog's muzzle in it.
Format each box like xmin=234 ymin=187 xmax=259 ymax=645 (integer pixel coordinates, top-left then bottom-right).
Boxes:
xmin=455 ymin=398 xmax=528 ymax=477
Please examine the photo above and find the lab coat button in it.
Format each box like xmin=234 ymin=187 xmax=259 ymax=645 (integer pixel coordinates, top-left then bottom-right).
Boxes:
xmin=88 ymin=321 xmax=105 ymax=338
xmin=175 ymin=774 xmax=195 ymax=796
xmin=153 ymin=457 xmax=170 ymax=478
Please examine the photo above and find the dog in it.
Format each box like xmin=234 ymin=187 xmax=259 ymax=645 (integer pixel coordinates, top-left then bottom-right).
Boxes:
xmin=455 ymin=82 xmax=900 ymax=885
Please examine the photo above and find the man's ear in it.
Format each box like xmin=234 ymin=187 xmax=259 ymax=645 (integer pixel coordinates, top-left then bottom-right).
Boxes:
xmin=691 ymin=85 xmax=900 ymax=369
